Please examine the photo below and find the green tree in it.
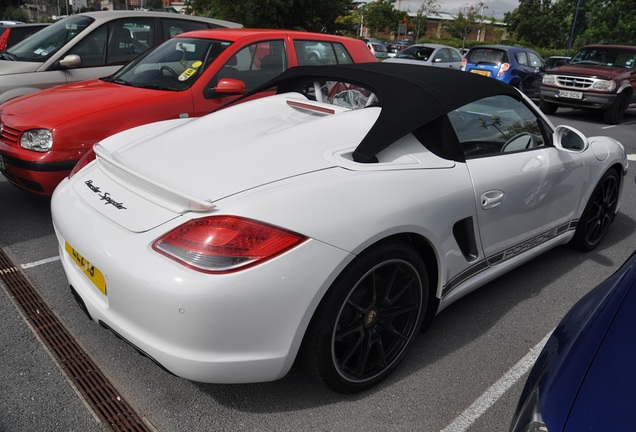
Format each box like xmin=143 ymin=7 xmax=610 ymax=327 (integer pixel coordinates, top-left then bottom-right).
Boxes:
xmin=504 ymin=0 xmax=569 ymax=48
xmin=363 ymin=0 xmax=400 ymax=37
xmin=443 ymin=4 xmax=480 ymax=50
xmin=579 ymin=0 xmax=636 ymax=45
xmin=186 ymin=0 xmax=355 ymax=33
xmin=412 ymin=0 xmax=439 ymax=42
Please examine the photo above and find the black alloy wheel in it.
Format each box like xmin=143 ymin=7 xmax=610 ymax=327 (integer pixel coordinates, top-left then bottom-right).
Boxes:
xmin=300 ymin=240 xmax=428 ymax=393
xmin=572 ymin=169 xmax=620 ymax=251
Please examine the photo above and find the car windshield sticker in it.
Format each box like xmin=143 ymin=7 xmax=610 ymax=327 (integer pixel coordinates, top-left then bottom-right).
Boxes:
xmin=178 ymin=68 xmax=197 ymax=81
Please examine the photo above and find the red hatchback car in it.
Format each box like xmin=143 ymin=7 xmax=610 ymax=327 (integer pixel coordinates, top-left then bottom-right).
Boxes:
xmin=0 ymin=29 xmax=376 ymax=196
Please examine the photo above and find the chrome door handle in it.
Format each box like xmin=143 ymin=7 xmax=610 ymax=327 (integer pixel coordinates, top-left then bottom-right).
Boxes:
xmin=481 ymin=190 xmax=504 ymax=209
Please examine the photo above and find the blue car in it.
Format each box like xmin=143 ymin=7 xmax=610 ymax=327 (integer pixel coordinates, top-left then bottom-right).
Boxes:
xmin=510 ymin=250 xmax=636 ymax=432
xmin=461 ymin=45 xmax=545 ymax=99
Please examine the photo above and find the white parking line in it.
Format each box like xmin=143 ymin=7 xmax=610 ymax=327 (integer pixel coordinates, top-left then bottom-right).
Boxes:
xmin=21 ymin=256 xmax=60 ymax=269
xmin=628 ymin=154 xmax=636 ymax=161
xmin=440 ymin=332 xmax=552 ymax=432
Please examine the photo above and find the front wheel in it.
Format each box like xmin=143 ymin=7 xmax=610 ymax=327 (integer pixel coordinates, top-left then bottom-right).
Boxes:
xmin=299 ymin=239 xmax=429 ymax=393
xmin=603 ymin=91 xmax=630 ymax=125
xmin=539 ymin=98 xmax=558 ymax=115
xmin=571 ymin=170 xmax=620 ymax=251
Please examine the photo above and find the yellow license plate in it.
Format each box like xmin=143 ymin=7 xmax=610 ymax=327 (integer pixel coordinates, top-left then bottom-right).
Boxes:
xmin=471 ymin=69 xmax=491 ymax=77
xmin=65 ymin=242 xmax=107 ymax=295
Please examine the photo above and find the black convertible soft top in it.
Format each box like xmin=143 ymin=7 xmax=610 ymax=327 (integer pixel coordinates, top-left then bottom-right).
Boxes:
xmin=242 ymin=62 xmax=522 ymax=163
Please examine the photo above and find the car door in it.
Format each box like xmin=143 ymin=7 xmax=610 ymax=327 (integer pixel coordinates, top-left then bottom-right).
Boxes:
xmin=448 ymin=94 xmax=586 ymax=264
xmin=63 ymin=17 xmax=155 ymax=83
xmin=524 ymin=51 xmax=545 ymax=98
xmin=192 ymin=39 xmax=286 ymax=116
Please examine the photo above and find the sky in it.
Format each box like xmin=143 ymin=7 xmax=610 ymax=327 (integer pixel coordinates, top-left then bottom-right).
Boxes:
xmin=392 ymin=0 xmax=519 ymax=19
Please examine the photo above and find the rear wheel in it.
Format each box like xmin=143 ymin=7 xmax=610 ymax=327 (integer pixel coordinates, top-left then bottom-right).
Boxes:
xmin=571 ymin=170 xmax=620 ymax=251
xmin=539 ymin=98 xmax=558 ymax=115
xmin=300 ymin=239 xmax=429 ymax=393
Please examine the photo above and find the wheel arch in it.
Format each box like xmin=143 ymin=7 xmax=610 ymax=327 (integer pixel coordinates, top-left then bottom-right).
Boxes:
xmin=392 ymin=232 xmax=441 ymax=332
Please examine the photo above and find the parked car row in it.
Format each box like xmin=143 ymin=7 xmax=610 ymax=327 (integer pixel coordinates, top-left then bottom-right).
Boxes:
xmin=0 ymin=17 xmax=376 ymax=196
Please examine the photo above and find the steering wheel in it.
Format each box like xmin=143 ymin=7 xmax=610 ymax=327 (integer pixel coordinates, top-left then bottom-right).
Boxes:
xmin=501 ymin=132 xmax=537 ymax=153
xmin=161 ymin=66 xmax=179 ymax=78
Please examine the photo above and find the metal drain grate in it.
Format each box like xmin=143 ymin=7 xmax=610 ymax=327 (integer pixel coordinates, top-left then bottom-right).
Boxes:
xmin=0 ymin=249 xmax=154 ymax=432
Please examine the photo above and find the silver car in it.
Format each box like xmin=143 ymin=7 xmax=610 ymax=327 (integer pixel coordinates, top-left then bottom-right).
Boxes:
xmin=0 ymin=11 xmax=241 ymax=104
xmin=384 ymin=43 xmax=463 ymax=69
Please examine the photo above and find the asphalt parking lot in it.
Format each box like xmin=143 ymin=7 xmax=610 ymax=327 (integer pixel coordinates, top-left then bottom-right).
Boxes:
xmin=1 ymin=109 xmax=635 ymax=432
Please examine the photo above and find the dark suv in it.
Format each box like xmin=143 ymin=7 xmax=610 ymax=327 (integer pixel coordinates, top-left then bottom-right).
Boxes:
xmin=461 ymin=45 xmax=545 ymax=99
xmin=540 ymin=44 xmax=636 ymax=124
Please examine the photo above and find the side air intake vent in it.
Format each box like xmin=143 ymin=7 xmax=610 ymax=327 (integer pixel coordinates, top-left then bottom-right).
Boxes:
xmin=453 ymin=217 xmax=478 ymax=261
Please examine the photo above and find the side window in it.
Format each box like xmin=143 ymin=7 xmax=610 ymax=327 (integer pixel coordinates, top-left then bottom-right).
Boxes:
xmin=209 ymin=40 xmax=286 ymax=93
xmin=434 ymin=48 xmax=451 ymax=63
xmin=450 ymin=49 xmax=462 ymax=62
xmin=448 ymin=95 xmax=547 ymax=158
xmin=515 ymin=51 xmax=528 ymax=65
xmin=295 ymin=40 xmax=353 ymax=65
xmin=162 ymin=19 xmax=210 ymax=39
xmin=68 ymin=26 xmax=107 ymax=67
xmin=105 ymin=18 xmax=153 ymax=65
xmin=528 ymin=52 xmax=543 ymax=68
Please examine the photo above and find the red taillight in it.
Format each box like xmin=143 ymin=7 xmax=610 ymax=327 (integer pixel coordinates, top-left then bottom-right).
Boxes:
xmin=497 ymin=63 xmax=510 ymax=77
xmin=69 ymin=147 xmax=96 ymax=178
xmin=460 ymin=58 xmax=467 ymax=70
xmin=0 ymin=29 xmax=9 ymax=50
xmin=153 ymin=216 xmax=307 ymax=273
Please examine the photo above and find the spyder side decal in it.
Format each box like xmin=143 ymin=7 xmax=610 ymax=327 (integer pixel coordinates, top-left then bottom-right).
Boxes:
xmin=442 ymin=220 xmax=577 ymax=298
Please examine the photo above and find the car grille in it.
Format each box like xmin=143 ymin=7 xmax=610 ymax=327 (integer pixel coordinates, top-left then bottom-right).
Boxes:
xmin=0 ymin=123 xmax=20 ymax=145
xmin=555 ymin=75 xmax=595 ymax=89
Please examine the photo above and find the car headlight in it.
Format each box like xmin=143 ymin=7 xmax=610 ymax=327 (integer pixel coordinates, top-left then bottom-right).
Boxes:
xmin=510 ymin=389 xmax=548 ymax=432
xmin=592 ymin=79 xmax=616 ymax=91
xmin=20 ymin=129 xmax=53 ymax=152
xmin=542 ymin=75 xmax=556 ymax=85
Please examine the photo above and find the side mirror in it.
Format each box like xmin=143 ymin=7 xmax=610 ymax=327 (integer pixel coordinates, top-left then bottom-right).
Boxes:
xmin=204 ymin=78 xmax=246 ymax=99
xmin=553 ymin=125 xmax=589 ymax=152
xmin=59 ymin=54 xmax=81 ymax=69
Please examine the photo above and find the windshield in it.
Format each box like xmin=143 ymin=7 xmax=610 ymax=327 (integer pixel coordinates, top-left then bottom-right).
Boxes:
xmin=6 ymin=15 xmax=94 ymax=62
xmin=570 ymin=47 xmax=635 ymax=69
xmin=397 ymin=45 xmax=435 ymax=61
xmin=109 ymin=37 xmax=231 ymax=91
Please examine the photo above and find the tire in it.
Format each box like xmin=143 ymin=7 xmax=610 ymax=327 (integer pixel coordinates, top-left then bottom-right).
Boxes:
xmin=603 ymin=91 xmax=630 ymax=125
xmin=539 ymin=98 xmax=558 ymax=115
xmin=299 ymin=239 xmax=429 ymax=393
xmin=571 ymin=170 xmax=620 ymax=251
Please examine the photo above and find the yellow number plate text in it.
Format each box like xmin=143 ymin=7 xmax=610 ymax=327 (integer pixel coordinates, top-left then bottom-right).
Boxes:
xmin=65 ymin=242 xmax=107 ymax=295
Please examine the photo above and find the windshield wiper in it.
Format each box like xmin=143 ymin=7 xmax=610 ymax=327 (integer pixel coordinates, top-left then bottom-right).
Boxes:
xmin=0 ymin=51 xmax=16 ymax=61
xmin=135 ymin=84 xmax=178 ymax=91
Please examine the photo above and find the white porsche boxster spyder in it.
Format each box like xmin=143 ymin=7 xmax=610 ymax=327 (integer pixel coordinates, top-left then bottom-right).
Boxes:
xmin=51 ymin=63 xmax=628 ymax=393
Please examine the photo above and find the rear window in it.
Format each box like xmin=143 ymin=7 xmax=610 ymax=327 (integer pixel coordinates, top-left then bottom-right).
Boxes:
xmin=371 ymin=43 xmax=387 ymax=52
xmin=466 ymin=48 xmax=508 ymax=64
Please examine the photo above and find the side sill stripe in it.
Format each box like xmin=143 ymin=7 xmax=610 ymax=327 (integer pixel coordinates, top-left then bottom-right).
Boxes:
xmin=442 ymin=221 xmax=577 ymax=298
